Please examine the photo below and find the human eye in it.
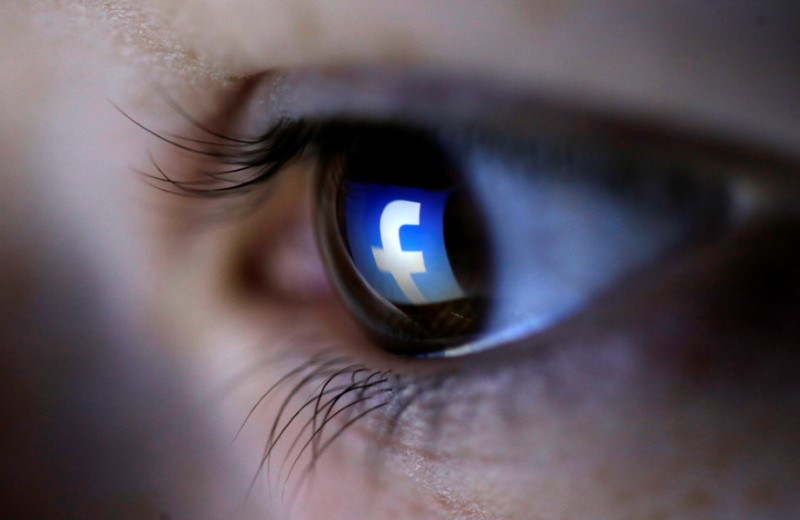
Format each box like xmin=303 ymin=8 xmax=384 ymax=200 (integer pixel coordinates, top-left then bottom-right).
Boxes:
xmin=140 ymin=68 xmax=800 ymax=519
xmin=148 ymin=69 xmax=748 ymax=359
xmin=313 ymin=113 xmax=733 ymax=358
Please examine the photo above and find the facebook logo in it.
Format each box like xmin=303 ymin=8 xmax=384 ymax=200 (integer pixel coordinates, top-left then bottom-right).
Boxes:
xmin=345 ymin=183 xmax=465 ymax=305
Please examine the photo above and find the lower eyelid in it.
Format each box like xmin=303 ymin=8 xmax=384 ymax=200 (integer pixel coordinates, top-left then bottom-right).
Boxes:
xmin=228 ymin=161 xmax=796 ymax=476
xmin=360 ymin=215 xmax=800 ymax=418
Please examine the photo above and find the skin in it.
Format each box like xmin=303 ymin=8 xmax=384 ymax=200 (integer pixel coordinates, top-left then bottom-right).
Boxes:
xmin=1 ymin=1 xmax=799 ymax=519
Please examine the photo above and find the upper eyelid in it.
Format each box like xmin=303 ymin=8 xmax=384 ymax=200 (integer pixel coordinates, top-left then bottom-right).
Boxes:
xmin=242 ymin=70 xmax=800 ymax=221
xmin=133 ymin=68 xmax=800 ymax=212
xmin=244 ymin=68 xmax=800 ymax=167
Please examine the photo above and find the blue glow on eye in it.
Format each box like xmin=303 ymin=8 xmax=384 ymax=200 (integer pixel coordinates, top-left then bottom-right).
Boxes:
xmin=345 ymin=183 xmax=465 ymax=305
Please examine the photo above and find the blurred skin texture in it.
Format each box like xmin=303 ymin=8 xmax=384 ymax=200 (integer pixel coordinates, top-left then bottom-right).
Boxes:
xmin=1 ymin=1 xmax=799 ymax=519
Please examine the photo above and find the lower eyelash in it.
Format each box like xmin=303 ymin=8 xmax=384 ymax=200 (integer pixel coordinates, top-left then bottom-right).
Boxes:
xmin=235 ymin=349 xmax=464 ymax=508
xmin=239 ymin=352 xmax=408 ymax=501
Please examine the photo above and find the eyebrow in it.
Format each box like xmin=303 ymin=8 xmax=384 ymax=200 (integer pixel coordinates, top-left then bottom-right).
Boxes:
xmin=98 ymin=0 xmax=526 ymax=76
xmin=92 ymin=0 xmax=235 ymax=79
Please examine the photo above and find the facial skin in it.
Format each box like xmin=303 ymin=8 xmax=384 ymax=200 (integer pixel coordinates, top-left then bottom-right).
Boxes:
xmin=1 ymin=1 xmax=799 ymax=519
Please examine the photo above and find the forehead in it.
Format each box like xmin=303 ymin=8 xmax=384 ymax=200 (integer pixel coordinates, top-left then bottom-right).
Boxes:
xmin=102 ymin=0 xmax=800 ymax=154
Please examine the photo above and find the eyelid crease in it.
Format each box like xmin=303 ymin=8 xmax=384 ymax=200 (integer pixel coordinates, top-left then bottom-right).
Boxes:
xmin=254 ymin=68 xmax=800 ymax=167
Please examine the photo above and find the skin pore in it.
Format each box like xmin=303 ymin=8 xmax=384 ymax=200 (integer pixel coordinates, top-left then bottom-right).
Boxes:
xmin=1 ymin=1 xmax=799 ymax=519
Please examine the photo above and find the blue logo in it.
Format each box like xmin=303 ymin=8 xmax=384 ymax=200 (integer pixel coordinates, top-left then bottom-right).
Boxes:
xmin=345 ymin=183 xmax=465 ymax=305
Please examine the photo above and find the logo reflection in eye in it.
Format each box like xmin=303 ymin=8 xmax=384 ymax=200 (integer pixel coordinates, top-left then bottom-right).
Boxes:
xmin=345 ymin=183 xmax=465 ymax=305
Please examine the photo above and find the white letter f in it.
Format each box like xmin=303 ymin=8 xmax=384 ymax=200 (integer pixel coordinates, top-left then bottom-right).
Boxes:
xmin=371 ymin=200 xmax=428 ymax=304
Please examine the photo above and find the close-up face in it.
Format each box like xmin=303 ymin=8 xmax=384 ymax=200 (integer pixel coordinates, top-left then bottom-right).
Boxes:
xmin=1 ymin=1 xmax=799 ymax=519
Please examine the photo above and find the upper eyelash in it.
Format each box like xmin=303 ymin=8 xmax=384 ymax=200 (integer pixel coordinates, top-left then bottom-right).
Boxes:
xmin=115 ymin=102 xmax=316 ymax=197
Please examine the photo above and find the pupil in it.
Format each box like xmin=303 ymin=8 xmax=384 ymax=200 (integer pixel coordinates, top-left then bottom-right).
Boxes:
xmin=318 ymin=122 xmax=490 ymax=354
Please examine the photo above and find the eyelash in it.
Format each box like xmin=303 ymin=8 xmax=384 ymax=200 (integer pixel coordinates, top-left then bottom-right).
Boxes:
xmin=116 ymin=103 xmax=317 ymax=197
xmin=231 ymin=350 xmax=457 ymax=501
xmin=242 ymin=354 xmax=390 ymax=495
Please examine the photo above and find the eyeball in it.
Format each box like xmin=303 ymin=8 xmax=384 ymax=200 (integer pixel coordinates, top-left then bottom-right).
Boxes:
xmin=315 ymin=119 xmax=731 ymax=358
xmin=316 ymin=122 xmax=492 ymax=355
